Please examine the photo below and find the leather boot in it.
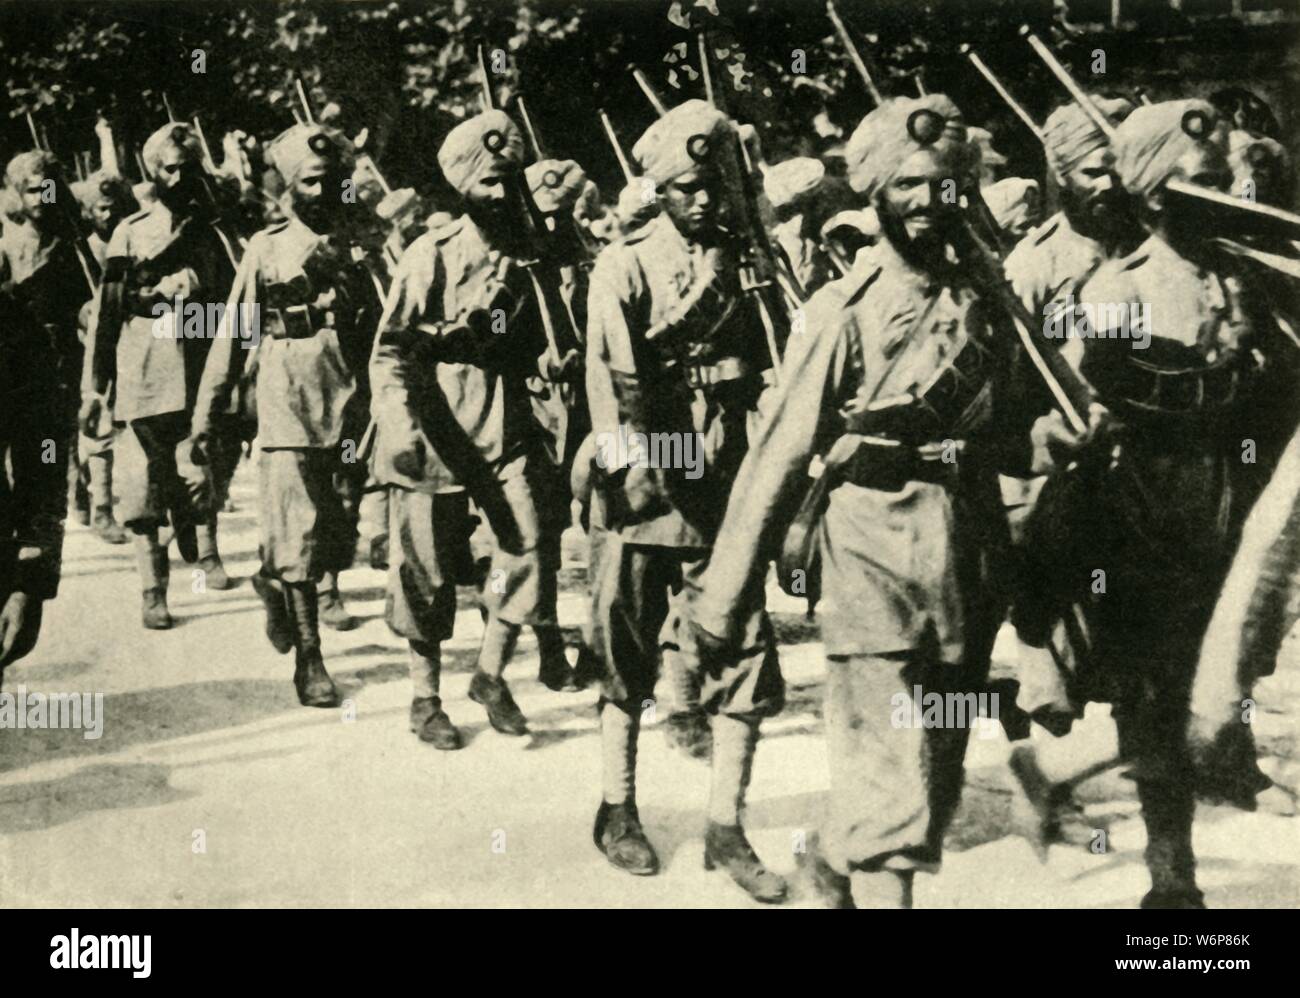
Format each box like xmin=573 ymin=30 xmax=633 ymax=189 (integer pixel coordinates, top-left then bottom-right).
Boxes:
xmin=593 ymin=800 xmax=659 ymax=876
xmin=571 ymin=643 xmax=605 ymax=690
xmin=409 ymin=696 xmax=462 ymax=750
xmin=468 ymin=671 xmax=528 ymax=736
xmin=251 ymin=571 xmax=294 ymax=654
xmin=92 ymin=508 xmax=128 ymax=545
xmin=138 ymin=537 xmax=172 ymax=629
xmin=536 ymin=626 xmax=578 ymax=692
xmin=196 ymin=516 xmax=232 ymax=590
xmin=285 ymin=582 xmax=340 ymax=708
xmin=141 ymin=588 xmax=173 ymax=630
xmin=318 ymin=572 xmax=358 ymax=631
xmin=704 ymin=821 xmax=788 ymax=904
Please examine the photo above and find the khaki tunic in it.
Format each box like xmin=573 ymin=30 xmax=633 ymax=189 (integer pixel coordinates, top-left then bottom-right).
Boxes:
xmin=370 ymin=215 xmax=545 ymax=493
xmin=85 ymin=202 xmax=235 ymax=422
xmin=691 ymin=238 xmax=1017 ymax=662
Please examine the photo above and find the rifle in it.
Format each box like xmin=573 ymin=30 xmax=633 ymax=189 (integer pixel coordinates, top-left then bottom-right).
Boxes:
xmin=959 ymin=45 xmax=1043 ymax=141
xmin=1020 ymin=26 xmax=1300 ymax=253
xmin=696 ymin=31 xmax=795 ymax=382
xmin=600 ymin=110 xmax=635 ymax=184
xmin=826 ymin=1 xmax=884 ymax=105
xmin=476 ymin=43 xmax=564 ymax=370
xmin=629 ymin=65 xmax=669 ymax=117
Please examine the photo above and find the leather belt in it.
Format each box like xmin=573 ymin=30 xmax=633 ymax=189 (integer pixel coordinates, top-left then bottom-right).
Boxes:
xmin=266 ymin=305 xmax=334 ymax=340
xmin=683 ymin=356 xmax=748 ymax=388
xmin=839 ymin=436 xmax=962 ymax=491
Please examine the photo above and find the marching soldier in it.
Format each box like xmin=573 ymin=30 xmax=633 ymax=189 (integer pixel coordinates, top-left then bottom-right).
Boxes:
xmin=523 ymin=156 xmax=592 ymax=692
xmin=369 ymin=109 xmax=556 ymax=746
xmin=996 ymin=97 xmax=1137 ymax=843
xmin=190 ymin=122 xmax=380 ymax=708
xmin=0 ymin=284 xmax=68 ymax=687
xmin=1 ymin=151 xmax=95 ymax=540
xmin=71 ymin=168 xmax=136 ymax=545
xmin=686 ymin=95 xmax=1061 ymax=908
xmin=1020 ymin=99 xmax=1298 ymax=905
xmin=81 ymin=123 xmax=235 ymax=629
xmin=585 ymin=99 xmax=785 ymax=902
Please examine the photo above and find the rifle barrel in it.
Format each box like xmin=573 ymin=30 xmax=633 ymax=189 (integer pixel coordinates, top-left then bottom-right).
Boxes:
xmin=477 ymin=44 xmax=498 ymax=111
xmin=960 ymin=45 xmax=1043 ymax=139
xmin=826 ymin=1 xmax=882 ymax=105
xmin=25 ymin=112 xmax=43 ymax=150
xmin=698 ymin=33 xmax=715 ymax=106
xmin=629 ymin=65 xmax=668 ymax=116
xmin=600 ymin=110 xmax=635 ymax=183
xmin=1020 ymin=27 xmax=1115 ymax=139
xmin=294 ymin=76 xmax=316 ymax=124
xmin=515 ymin=96 xmax=545 ymax=159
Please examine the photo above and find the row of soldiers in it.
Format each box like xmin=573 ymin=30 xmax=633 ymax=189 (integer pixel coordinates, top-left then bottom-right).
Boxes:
xmin=0 ymin=47 xmax=1296 ymax=910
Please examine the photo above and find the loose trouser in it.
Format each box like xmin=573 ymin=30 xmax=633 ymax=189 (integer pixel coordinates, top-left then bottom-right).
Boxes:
xmin=590 ymin=535 xmax=783 ymax=716
xmin=385 ymin=469 xmax=551 ymax=644
xmin=258 ymin=446 xmax=359 ymax=584
xmin=115 ymin=412 xmax=209 ymax=533
xmin=823 ymin=653 xmax=978 ymax=876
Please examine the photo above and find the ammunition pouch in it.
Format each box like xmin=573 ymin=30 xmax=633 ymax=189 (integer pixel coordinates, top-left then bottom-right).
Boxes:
xmin=1080 ymin=335 xmax=1255 ymax=439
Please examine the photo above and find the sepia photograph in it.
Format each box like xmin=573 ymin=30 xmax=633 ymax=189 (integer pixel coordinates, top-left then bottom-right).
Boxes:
xmin=0 ymin=0 xmax=1296 ymax=938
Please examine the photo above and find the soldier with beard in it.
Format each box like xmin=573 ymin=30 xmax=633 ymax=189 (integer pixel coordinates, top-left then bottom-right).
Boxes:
xmin=82 ymin=123 xmax=235 ymax=629
xmin=585 ymin=100 xmax=785 ymax=902
xmin=1021 ymin=99 xmax=1298 ymax=906
xmin=190 ymin=123 xmax=380 ymax=708
xmin=369 ymin=109 xmax=556 ymax=746
xmin=995 ymin=97 xmax=1138 ymax=845
xmin=686 ymin=95 xmax=1077 ymax=908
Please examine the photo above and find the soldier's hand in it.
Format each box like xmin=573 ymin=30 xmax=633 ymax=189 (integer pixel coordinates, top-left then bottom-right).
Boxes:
xmin=621 ymin=465 xmax=671 ymax=519
xmin=0 ymin=592 xmax=31 ymax=665
xmin=541 ymin=348 xmax=582 ymax=382
xmin=153 ymin=268 xmax=197 ymax=301
xmin=1029 ymin=403 xmax=1111 ymax=474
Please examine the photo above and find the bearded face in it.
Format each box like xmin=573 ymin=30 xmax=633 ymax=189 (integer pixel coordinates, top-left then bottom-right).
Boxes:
xmin=286 ymin=158 xmax=347 ymax=232
xmin=875 ymin=147 xmax=962 ymax=259
xmin=1058 ymin=146 xmax=1128 ymax=240
xmin=18 ymin=172 xmax=50 ymax=224
xmin=152 ymin=145 xmax=203 ymax=212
